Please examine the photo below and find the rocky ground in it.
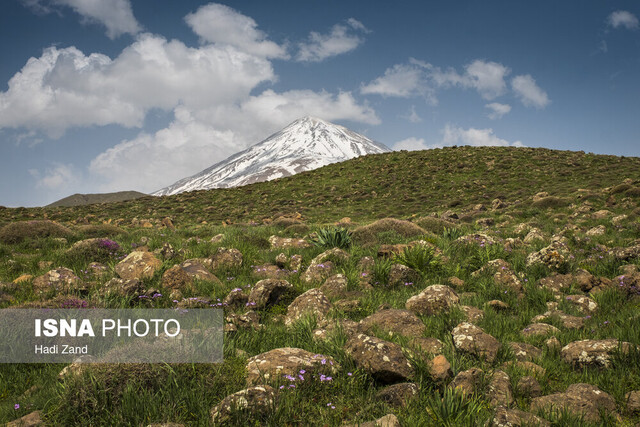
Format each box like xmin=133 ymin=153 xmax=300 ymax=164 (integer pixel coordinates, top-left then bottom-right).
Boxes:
xmin=1 ymin=170 xmax=640 ymax=425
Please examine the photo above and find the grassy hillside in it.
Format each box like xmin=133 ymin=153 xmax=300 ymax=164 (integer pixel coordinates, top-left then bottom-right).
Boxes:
xmin=2 ymin=146 xmax=640 ymax=227
xmin=1 ymin=146 xmax=639 ymax=426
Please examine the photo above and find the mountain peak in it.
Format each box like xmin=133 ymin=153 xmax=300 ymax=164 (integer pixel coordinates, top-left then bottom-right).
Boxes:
xmin=153 ymin=117 xmax=389 ymax=196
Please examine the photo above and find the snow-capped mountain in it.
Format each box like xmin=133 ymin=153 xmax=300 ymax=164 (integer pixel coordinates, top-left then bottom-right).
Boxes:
xmin=152 ymin=116 xmax=389 ymax=196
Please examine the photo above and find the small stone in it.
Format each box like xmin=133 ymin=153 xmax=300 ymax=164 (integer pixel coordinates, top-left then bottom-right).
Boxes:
xmin=429 ymin=355 xmax=452 ymax=382
xmin=210 ymin=385 xmax=276 ymax=424
xmin=452 ymin=322 xmax=501 ymax=363
xmin=406 ymin=284 xmax=459 ymax=315
xmin=450 ymin=368 xmax=483 ymax=396
xmin=487 ymin=370 xmax=513 ymax=408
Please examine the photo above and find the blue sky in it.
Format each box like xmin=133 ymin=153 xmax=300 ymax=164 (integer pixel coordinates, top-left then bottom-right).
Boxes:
xmin=1 ymin=0 xmax=639 ymax=207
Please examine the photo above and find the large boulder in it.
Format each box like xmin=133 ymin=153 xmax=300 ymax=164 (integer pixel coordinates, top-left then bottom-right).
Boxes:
xmin=561 ymin=339 xmax=634 ymax=368
xmin=268 ymin=236 xmax=311 ymax=249
xmin=115 ymin=251 xmax=162 ymax=280
xmin=284 ymin=288 xmax=332 ymax=326
xmin=301 ymin=248 xmax=349 ymax=284
xmin=319 ymin=274 xmax=348 ymax=298
xmin=490 ymin=406 xmax=550 ymax=427
xmin=487 ymin=370 xmax=514 ymax=408
xmin=210 ymin=385 xmax=276 ymax=425
xmin=405 ymin=284 xmax=459 ymax=315
xmin=508 ymin=342 xmax=542 ymax=362
xmin=359 ymin=309 xmax=426 ymax=339
xmin=245 ymin=347 xmax=338 ymax=386
xmin=247 ymin=279 xmax=293 ymax=309
xmin=521 ymin=323 xmax=560 ymax=338
xmin=345 ymin=333 xmax=414 ymax=383
xmin=452 ymin=323 xmax=501 ymax=363
xmin=388 ymin=264 xmax=421 ymax=287
xmin=449 ymin=368 xmax=483 ymax=396
xmin=210 ymin=247 xmax=243 ymax=271
xmin=32 ymin=267 xmax=83 ymax=293
xmin=526 ymin=238 xmax=570 ymax=270
xmin=531 ymin=383 xmax=617 ymax=423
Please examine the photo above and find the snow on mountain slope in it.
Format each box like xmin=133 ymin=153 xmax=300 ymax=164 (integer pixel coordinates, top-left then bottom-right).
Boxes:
xmin=152 ymin=116 xmax=389 ymax=196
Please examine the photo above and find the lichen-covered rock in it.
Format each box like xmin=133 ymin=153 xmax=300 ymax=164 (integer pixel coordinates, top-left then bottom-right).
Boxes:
xmin=301 ymin=261 xmax=335 ymax=284
xmin=449 ymin=368 xmax=483 ymax=396
xmin=531 ymin=308 xmax=584 ymax=330
xmin=223 ymin=287 xmax=249 ymax=308
xmin=319 ymin=274 xmax=348 ymax=298
xmin=461 ymin=305 xmax=484 ymax=323
xmin=406 ymin=284 xmax=459 ymax=315
xmin=490 ymin=406 xmax=550 ymax=427
xmin=531 ymin=383 xmax=617 ymax=423
xmin=387 ymin=264 xmax=421 ymax=287
xmin=284 ymin=288 xmax=331 ymax=326
xmin=6 ymin=410 xmax=45 ymax=427
xmin=409 ymin=337 xmax=444 ymax=355
xmin=345 ymin=414 xmax=401 ymax=427
xmin=268 ymin=236 xmax=311 ymax=249
xmin=508 ymin=342 xmax=542 ymax=362
xmin=32 ymin=267 xmax=83 ymax=293
xmin=359 ymin=309 xmax=426 ymax=339
xmin=626 ymin=390 xmax=640 ymax=414
xmin=487 ymin=370 xmax=514 ymax=408
xmin=452 ymin=322 xmax=501 ymax=363
xmin=247 ymin=279 xmax=293 ymax=309
xmin=161 ymin=265 xmax=193 ymax=291
xmin=101 ymin=277 xmax=144 ymax=297
xmin=526 ymin=238 xmax=569 ymax=270
xmin=115 ymin=251 xmax=161 ymax=280
xmin=517 ymin=376 xmax=542 ymax=398
xmin=345 ymin=333 xmax=414 ymax=383
xmin=521 ymin=323 xmax=560 ymax=338
xmin=179 ymin=260 xmax=221 ymax=283
xmin=226 ymin=311 xmax=262 ymax=331
xmin=210 ymin=247 xmax=243 ymax=271
xmin=375 ymin=382 xmax=419 ymax=408
xmin=561 ymin=339 xmax=634 ymax=368
xmin=210 ymin=385 xmax=276 ymax=425
xmin=252 ymin=263 xmax=289 ymax=279
xmin=245 ymin=347 xmax=338 ymax=385
xmin=563 ymin=294 xmax=598 ymax=313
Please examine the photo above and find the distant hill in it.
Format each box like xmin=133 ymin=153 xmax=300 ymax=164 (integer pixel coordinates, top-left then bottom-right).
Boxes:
xmin=47 ymin=191 xmax=148 ymax=207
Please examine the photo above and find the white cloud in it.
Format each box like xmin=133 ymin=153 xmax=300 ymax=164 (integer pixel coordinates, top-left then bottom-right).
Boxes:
xmin=511 ymin=75 xmax=550 ymax=109
xmin=485 ymin=102 xmax=511 ymax=120
xmin=361 ymin=59 xmax=511 ymax=102
xmin=607 ymin=10 xmax=639 ymax=30
xmin=430 ymin=60 xmax=510 ymax=100
xmin=29 ymin=163 xmax=80 ymax=189
xmin=297 ymin=19 xmax=368 ymax=62
xmin=442 ymin=124 xmax=524 ymax=147
xmin=393 ymin=137 xmax=429 ymax=151
xmin=402 ymin=105 xmax=422 ymax=123
xmin=0 ymin=34 xmax=275 ymax=137
xmin=360 ymin=60 xmax=436 ymax=103
xmin=22 ymin=0 xmax=141 ymax=38
xmin=185 ymin=3 xmax=287 ymax=58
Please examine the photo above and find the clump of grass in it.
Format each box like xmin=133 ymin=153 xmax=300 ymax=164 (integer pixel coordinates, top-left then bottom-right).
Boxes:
xmin=422 ymin=387 xmax=490 ymax=426
xmin=0 ymin=220 xmax=72 ymax=244
xmin=393 ymin=245 xmax=442 ymax=278
xmin=311 ymin=227 xmax=352 ymax=249
xmin=372 ymin=258 xmax=393 ymax=285
xmin=442 ymin=226 xmax=464 ymax=241
xmin=413 ymin=216 xmax=457 ymax=234
xmin=75 ymin=224 xmax=126 ymax=238
xmin=351 ymin=218 xmax=426 ymax=246
xmin=531 ymin=196 xmax=570 ymax=209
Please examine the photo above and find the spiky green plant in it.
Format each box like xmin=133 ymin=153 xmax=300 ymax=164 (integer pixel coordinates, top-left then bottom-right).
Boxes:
xmin=311 ymin=227 xmax=352 ymax=249
xmin=424 ymin=388 xmax=489 ymax=426
xmin=442 ymin=226 xmax=464 ymax=241
xmin=393 ymin=244 xmax=442 ymax=277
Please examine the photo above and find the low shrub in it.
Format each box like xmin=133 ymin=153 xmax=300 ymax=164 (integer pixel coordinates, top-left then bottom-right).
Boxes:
xmin=0 ymin=220 xmax=72 ymax=244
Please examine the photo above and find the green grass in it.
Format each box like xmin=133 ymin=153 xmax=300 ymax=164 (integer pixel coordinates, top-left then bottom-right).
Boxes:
xmin=1 ymin=146 xmax=640 ymax=425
